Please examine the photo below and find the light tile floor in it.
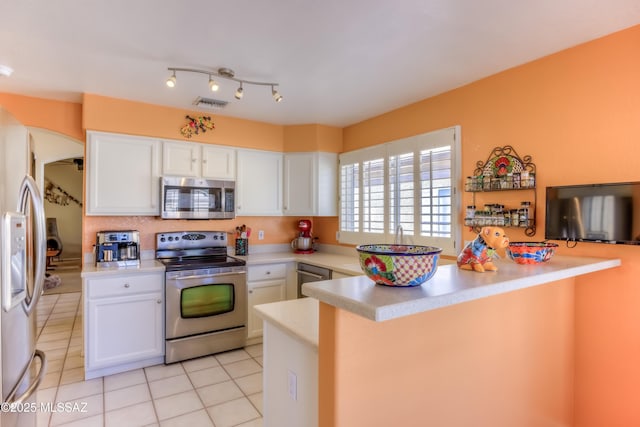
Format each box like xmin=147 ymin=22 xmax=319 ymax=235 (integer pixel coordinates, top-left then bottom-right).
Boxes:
xmin=35 ymin=292 xmax=264 ymax=427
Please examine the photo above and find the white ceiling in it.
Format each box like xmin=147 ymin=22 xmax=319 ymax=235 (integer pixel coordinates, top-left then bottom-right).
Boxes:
xmin=1 ymin=0 xmax=639 ymax=127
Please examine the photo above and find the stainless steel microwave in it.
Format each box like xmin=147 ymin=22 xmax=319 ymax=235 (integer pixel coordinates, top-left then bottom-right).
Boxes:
xmin=160 ymin=177 xmax=235 ymax=219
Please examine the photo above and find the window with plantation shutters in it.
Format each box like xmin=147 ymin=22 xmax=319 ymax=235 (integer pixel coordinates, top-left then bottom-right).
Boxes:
xmin=339 ymin=126 xmax=461 ymax=255
xmin=420 ymin=146 xmax=452 ymax=238
xmin=362 ymin=158 xmax=385 ymax=233
xmin=340 ymin=163 xmax=359 ymax=232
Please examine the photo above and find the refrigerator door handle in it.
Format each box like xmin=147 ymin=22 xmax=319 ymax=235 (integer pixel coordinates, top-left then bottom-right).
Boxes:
xmin=18 ymin=175 xmax=46 ymax=316
xmin=5 ymin=349 xmax=47 ymax=404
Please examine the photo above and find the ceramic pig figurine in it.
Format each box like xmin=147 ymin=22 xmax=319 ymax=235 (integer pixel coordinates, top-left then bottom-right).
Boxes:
xmin=457 ymin=226 xmax=509 ymax=272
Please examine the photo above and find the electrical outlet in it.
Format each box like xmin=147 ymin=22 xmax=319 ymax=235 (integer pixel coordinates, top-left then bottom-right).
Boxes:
xmin=287 ymin=370 xmax=297 ymax=401
xmin=258 ymin=230 xmax=264 ymax=240
xmin=336 ymin=231 xmax=340 ymax=241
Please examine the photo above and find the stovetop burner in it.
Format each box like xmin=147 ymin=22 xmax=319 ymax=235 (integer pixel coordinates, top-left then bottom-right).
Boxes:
xmin=156 ymin=231 xmax=246 ymax=271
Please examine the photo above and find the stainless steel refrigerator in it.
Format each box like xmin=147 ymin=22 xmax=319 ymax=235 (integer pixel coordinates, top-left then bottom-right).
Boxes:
xmin=1 ymin=108 xmax=48 ymax=427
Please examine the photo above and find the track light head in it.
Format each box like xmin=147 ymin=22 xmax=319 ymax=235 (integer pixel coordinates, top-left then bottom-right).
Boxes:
xmin=208 ymin=76 xmax=219 ymax=92
xmin=166 ymin=71 xmax=176 ymax=88
xmin=271 ymin=86 xmax=283 ymax=103
xmin=235 ymin=83 xmax=244 ymax=100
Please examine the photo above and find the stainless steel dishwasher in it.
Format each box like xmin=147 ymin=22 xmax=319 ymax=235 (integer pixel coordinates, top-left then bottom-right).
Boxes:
xmin=297 ymin=263 xmax=332 ymax=298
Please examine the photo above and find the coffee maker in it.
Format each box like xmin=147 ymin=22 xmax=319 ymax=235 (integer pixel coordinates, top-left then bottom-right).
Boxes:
xmin=95 ymin=230 xmax=140 ymax=267
xmin=291 ymin=219 xmax=314 ymax=254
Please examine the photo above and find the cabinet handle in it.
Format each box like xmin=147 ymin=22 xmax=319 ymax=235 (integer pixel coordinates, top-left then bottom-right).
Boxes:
xmin=191 ymin=158 xmax=197 ymax=163
xmin=249 ymin=290 xmax=253 ymax=294
xmin=157 ymin=299 xmax=162 ymax=304
xmin=202 ymin=159 xmax=207 ymax=164
xmin=265 ymin=271 xmax=271 ymax=275
xmin=124 ymin=283 xmax=130 ymax=288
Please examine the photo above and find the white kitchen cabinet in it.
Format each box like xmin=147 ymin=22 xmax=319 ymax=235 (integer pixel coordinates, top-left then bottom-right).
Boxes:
xmin=83 ymin=272 xmax=164 ymax=379
xmin=283 ymin=152 xmax=337 ymax=216
xmin=236 ymin=149 xmax=283 ymax=215
xmin=162 ymin=140 xmax=235 ymax=179
xmin=86 ymin=132 xmax=161 ymax=215
xmin=247 ymin=263 xmax=287 ymax=340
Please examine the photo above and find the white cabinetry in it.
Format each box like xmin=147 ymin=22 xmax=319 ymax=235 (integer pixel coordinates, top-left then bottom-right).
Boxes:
xmin=283 ymin=152 xmax=337 ymax=216
xmin=247 ymin=263 xmax=286 ymax=340
xmin=84 ymin=271 xmax=164 ymax=379
xmin=162 ymin=140 xmax=235 ymax=179
xmin=86 ymin=132 xmax=161 ymax=215
xmin=236 ymin=149 xmax=283 ymax=215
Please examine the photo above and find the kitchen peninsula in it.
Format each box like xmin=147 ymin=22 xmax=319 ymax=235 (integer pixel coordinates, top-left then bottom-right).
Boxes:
xmin=256 ymin=255 xmax=620 ymax=427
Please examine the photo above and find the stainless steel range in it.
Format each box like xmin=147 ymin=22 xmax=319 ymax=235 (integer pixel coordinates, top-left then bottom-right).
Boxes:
xmin=156 ymin=231 xmax=247 ymax=364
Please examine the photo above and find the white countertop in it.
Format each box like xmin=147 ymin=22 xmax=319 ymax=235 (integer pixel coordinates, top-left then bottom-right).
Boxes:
xmin=302 ymin=256 xmax=621 ymax=322
xmin=254 ymin=297 xmax=319 ymax=348
xmin=239 ymin=250 xmax=365 ymax=276
xmin=80 ymin=260 xmax=165 ymax=277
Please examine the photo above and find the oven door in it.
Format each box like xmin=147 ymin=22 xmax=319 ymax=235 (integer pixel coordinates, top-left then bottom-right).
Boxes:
xmin=165 ymin=268 xmax=247 ymax=340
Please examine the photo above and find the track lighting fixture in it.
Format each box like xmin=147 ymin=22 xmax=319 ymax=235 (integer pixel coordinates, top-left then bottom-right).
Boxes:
xmin=235 ymin=83 xmax=244 ymax=100
xmin=166 ymin=70 xmax=176 ymax=88
xmin=208 ymin=76 xmax=219 ymax=92
xmin=166 ymin=67 xmax=282 ymax=102
xmin=271 ymin=86 xmax=283 ymax=103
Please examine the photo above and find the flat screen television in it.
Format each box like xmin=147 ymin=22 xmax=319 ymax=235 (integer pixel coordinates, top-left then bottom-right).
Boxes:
xmin=545 ymin=182 xmax=640 ymax=245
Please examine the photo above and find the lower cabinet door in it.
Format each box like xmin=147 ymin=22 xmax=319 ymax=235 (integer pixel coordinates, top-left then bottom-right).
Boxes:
xmin=87 ymin=292 xmax=164 ymax=369
xmin=247 ymin=280 xmax=286 ymax=339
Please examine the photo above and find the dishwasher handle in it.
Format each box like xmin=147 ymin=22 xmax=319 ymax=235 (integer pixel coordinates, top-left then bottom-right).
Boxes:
xmin=296 ymin=269 xmax=328 ymax=280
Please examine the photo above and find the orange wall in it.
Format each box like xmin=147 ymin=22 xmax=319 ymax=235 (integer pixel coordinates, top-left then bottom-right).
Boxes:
xmin=82 ymin=215 xmax=303 ymax=254
xmin=320 ymin=278 xmax=576 ymax=427
xmin=83 ymin=94 xmax=284 ymax=151
xmin=333 ymin=24 xmax=640 ymax=426
xmin=283 ymin=124 xmax=343 ymax=152
xmin=0 ymin=93 xmax=83 ymax=141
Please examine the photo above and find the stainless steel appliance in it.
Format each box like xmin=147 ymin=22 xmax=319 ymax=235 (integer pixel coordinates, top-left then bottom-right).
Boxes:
xmin=297 ymin=263 xmax=331 ymax=298
xmin=1 ymin=176 xmax=48 ymax=427
xmin=95 ymin=230 xmax=140 ymax=267
xmin=1 ymin=109 xmax=47 ymax=427
xmin=156 ymin=231 xmax=247 ymax=363
xmin=160 ymin=176 xmax=235 ymax=220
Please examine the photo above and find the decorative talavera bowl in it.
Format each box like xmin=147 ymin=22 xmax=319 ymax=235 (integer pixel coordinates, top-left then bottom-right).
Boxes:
xmin=506 ymin=242 xmax=558 ymax=264
xmin=356 ymin=244 xmax=443 ymax=287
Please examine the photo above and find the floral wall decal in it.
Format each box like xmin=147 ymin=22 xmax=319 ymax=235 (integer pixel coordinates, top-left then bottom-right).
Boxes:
xmin=180 ymin=115 xmax=215 ymax=138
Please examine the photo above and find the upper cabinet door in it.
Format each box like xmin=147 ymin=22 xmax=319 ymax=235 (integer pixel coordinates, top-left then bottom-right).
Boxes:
xmin=283 ymin=152 xmax=337 ymax=216
xmin=236 ymin=149 xmax=283 ymax=216
xmin=283 ymin=153 xmax=316 ymax=215
xmin=86 ymin=132 xmax=161 ymax=216
xmin=162 ymin=141 xmax=200 ymax=177
xmin=162 ymin=141 xmax=236 ymax=180
xmin=201 ymin=145 xmax=235 ymax=180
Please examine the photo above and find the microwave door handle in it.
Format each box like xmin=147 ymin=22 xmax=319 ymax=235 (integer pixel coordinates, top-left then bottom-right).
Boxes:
xmin=5 ymin=349 xmax=47 ymax=404
xmin=18 ymin=176 xmax=46 ymax=316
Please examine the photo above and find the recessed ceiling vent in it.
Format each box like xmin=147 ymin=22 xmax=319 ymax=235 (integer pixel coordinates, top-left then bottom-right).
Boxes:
xmin=192 ymin=96 xmax=228 ymax=110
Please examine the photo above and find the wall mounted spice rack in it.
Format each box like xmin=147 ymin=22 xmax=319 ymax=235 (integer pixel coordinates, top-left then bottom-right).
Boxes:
xmin=464 ymin=145 xmax=537 ymax=236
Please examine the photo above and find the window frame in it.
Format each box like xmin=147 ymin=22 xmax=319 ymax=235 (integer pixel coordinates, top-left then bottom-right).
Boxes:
xmin=338 ymin=126 xmax=461 ymax=256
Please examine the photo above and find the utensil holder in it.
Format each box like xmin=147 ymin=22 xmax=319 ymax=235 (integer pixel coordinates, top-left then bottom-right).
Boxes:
xmin=235 ymin=238 xmax=248 ymax=256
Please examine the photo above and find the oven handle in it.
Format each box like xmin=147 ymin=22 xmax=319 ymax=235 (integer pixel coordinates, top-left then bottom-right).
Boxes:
xmin=173 ymin=271 xmax=247 ymax=281
xmin=296 ymin=269 xmax=327 ymax=280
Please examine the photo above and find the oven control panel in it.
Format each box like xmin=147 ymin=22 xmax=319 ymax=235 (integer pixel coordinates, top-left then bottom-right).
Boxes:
xmin=156 ymin=231 xmax=227 ymax=250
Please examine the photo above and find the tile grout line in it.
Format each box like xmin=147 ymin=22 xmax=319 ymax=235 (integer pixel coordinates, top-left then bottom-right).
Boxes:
xmin=216 ymin=354 xmax=264 ymax=425
xmin=38 ymin=290 xmax=264 ymax=427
